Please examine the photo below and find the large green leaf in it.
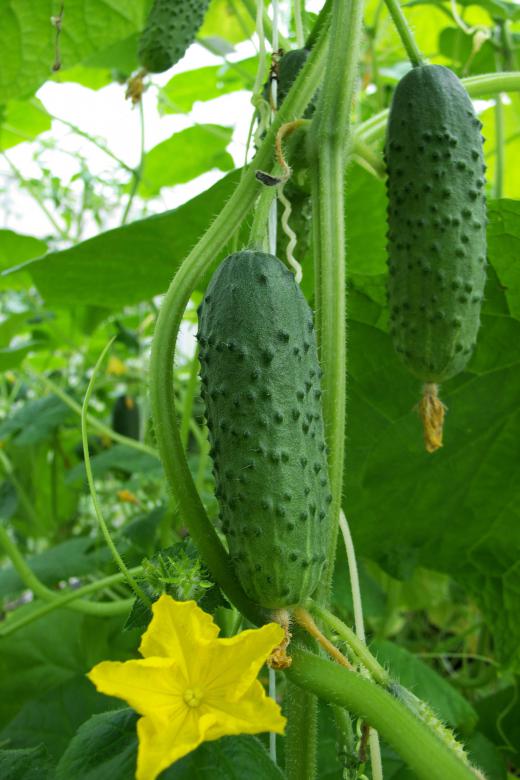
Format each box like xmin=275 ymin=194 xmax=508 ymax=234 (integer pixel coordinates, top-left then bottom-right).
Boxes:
xmin=0 ymin=0 xmax=148 ymax=101
xmin=0 ymin=229 xmax=46 ymax=290
xmin=0 ymin=98 xmax=51 ymax=150
xmin=159 ymin=58 xmax=257 ymax=115
xmin=138 ymin=125 xmax=234 ymax=198
xmin=5 ymin=170 xmax=240 ymax=308
xmin=0 ymin=611 xmax=138 ymax=729
xmin=0 ymin=745 xmax=54 ymax=780
xmin=56 ymin=708 xmax=285 ymax=780
xmin=0 ymin=676 xmax=120 ymax=761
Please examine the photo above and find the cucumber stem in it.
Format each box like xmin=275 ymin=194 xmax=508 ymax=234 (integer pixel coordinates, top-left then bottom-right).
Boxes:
xmin=288 ymin=650 xmax=481 ymax=780
xmin=308 ymin=0 xmax=365 ymax=604
xmin=307 ymin=600 xmax=390 ymax=688
xmin=293 ymin=607 xmax=352 ymax=668
xmin=384 ymin=0 xmax=424 ymax=67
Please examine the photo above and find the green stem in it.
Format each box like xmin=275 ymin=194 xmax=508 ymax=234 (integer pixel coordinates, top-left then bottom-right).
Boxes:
xmin=0 ymin=567 xmax=139 ymax=637
xmin=294 ymin=0 xmax=304 ymax=48
xmin=180 ymin=347 xmax=200 ymax=450
xmin=356 ymin=71 xmax=520 ymax=144
xmin=249 ymin=186 xmax=277 ymax=249
xmin=31 ymin=372 xmax=159 ymax=460
xmin=0 ymin=450 xmax=40 ymax=528
xmin=241 ymin=0 xmax=290 ymax=49
xmin=121 ymin=98 xmax=145 ymax=225
xmin=287 ymin=650 xmax=478 ymax=780
xmin=384 ymin=0 xmax=424 ymax=67
xmin=149 ymin=25 xmax=329 ymax=626
xmin=494 ymin=92 xmax=504 ymax=199
xmin=82 ymin=339 xmax=151 ymax=607
xmin=307 ymin=0 xmax=365 ymax=604
xmin=305 ymin=0 xmax=332 ymax=50
xmin=308 ymin=600 xmax=390 ymax=688
xmin=0 ymin=524 xmax=134 ymax=617
xmin=285 ymin=682 xmax=318 ymax=780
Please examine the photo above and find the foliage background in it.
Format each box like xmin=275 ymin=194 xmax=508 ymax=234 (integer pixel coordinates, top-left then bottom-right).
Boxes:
xmin=0 ymin=0 xmax=519 ymax=778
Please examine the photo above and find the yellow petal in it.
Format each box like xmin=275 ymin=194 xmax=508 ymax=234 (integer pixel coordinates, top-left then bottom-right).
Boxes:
xmin=204 ymin=678 xmax=286 ymax=741
xmin=135 ymin=710 xmax=218 ymax=780
xmin=197 ymin=622 xmax=284 ymax=699
xmin=88 ymin=657 xmax=186 ymax=718
xmin=139 ymin=596 xmax=219 ymax=676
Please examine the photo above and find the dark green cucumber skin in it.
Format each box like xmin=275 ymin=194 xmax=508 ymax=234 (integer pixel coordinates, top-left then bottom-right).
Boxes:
xmin=197 ymin=251 xmax=331 ymax=609
xmin=112 ymin=395 xmax=140 ymax=441
xmin=138 ymin=0 xmax=210 ymax=74
xmin=386 ymin=65 xmax=487 ymax=383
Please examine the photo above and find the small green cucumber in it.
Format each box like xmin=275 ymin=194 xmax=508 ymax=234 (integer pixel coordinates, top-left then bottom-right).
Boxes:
xmin=264 ymin=48 xmax=317 ymax=116
xmin=197 ymin=250 xmax=331 ymax=609
xmin=386 ymin=65 xmax=487 ymax=384
xmin=138 ymin=0 xmax=210 ymax=74
xmin=112 ymin=395 xmax=140 ymax=441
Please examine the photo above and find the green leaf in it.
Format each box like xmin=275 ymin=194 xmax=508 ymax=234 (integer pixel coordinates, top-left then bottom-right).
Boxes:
xmin=55 ymin=708 xmax=137 ymax=780
xmin=56 ymin=707 xmax=285 ymax=780
xmin=138 ymin=125 xmax=234 ymax=198
xmin=0 ymin=537 xmax=112 ymax=598
xmin=199 ymin=0 xmax=255 ymax=45
xmin=371 ymin=639 xmax=478 ymax=732
xmin=0 ymin=98 xmax=51 ymax=150
xmin=0 ymin=395 xmax=73 ymax=445
xmin=10 ymin=171 xmax=240 ymax=308
xmin=465 ymin=732 xmax=507 ymax=780
xmin=487 ymin=199 xmax=520 ymax=320
xmin=481 ymin=96 xmax=520 ymax=199
xmin=0 ymin=745 xmax=54 ymax=780
xmin=344 ymin=318 xmax=520 ymax=668
xmin=0 ymin=676 xmax=120 ymax=761
xmin=0 ymin=611 xmax=139 ymax=729
xmin=0 ymin=229 xmax=46 ymax=291
xmin=0 ymin=0 xmax=148 ymax=101
xmin=65 ymin=443 xmax=161 ymax=483
xmin=159 ymin=58 xmax=257 ymax=115
xmin=0 ymin=343 xmax=42 ymax=371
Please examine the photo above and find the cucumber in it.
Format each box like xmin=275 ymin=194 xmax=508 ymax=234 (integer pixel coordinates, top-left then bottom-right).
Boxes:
xmin=263 ymin=48 xmax=317 ymax=116
xmin=385 ymin=65 xmax=487 ymax=385
xmin=197 ymin=251 xmax=331 ymax=609
xmin=138 ymin=0 xmax=210 ymax=74
xmin=112 ymin=395 xmax=140 ymax=441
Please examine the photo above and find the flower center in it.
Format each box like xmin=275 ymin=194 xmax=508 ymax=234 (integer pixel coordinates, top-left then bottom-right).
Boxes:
xmin=183 ymin=687 xmax=203 ymax=708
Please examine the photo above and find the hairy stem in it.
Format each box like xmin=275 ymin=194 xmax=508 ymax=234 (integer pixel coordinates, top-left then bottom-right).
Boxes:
xmin=307 ymin=0 xmax=365 ymax=604
xmin=288 ymin=650 xmax=479 ymax=780
xmin=384 ymin=0 xmax=424 ymax=67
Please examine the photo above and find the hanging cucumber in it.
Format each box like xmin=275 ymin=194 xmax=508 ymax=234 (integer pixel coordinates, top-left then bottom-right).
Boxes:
xmin=112 ymin=395 xmax=140 ymax=441
xmin=385 ymin=65 xmax=487 ymax=451
xmin=138 ymin=0 xmax=210 ymax=74
xmin=197 ymin=251 xmax=331 ymax=610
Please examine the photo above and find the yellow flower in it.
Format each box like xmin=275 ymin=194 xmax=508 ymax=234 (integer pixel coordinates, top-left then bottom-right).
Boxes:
xmin=88 ymin=595 xmax=286 ymax=780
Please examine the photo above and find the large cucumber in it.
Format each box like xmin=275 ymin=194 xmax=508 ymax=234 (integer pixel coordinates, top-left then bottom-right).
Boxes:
xmin=385 ymin=65 xmax=487 ymax=385
xmin=138 ymin=0 xmax=210 ymax=74
xmin=197 ymin=251 xmax=331 ymax=609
